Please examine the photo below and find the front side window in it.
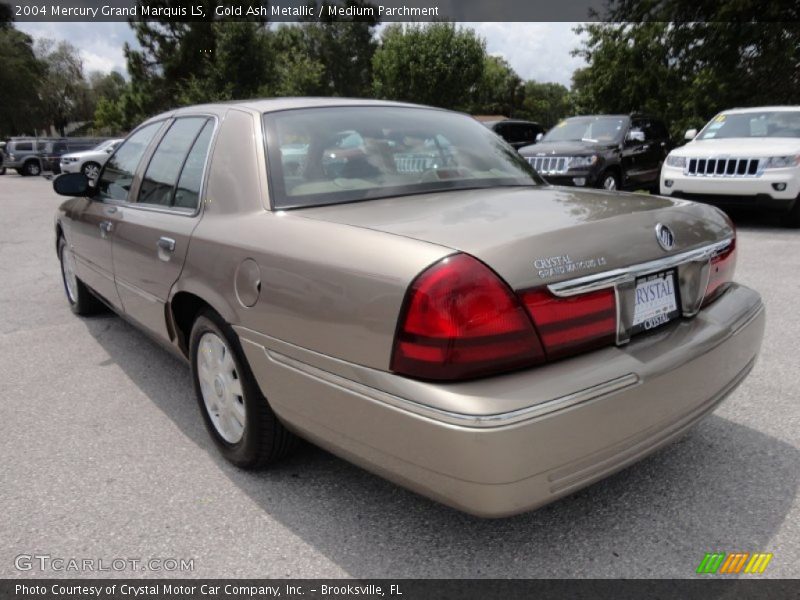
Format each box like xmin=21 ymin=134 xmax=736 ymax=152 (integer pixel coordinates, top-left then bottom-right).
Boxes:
xmin=698 ymin=111 xmax=800 ymax=140
xmin=137 ymin=117 xmax=209 ymax=207
xmin=97 ymin=122 xmax=163 ymax=202
xmin=544 ymin=116 xmax=628 ymax=144
xmin=264 ymin=107 xmax=539 ymax=209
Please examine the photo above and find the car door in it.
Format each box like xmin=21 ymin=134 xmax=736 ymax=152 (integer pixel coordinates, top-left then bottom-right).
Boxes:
xmin=111 ymin=116 xmax=215 ymax=342
xmin=67 ymin=122 xmax=164 ymax=308
xmin=620 ymin=118 xmax=656 ymax=188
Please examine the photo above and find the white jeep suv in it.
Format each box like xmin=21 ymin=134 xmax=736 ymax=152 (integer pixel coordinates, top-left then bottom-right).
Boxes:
xmin=660 ymin=106 xmax=800 ymax=227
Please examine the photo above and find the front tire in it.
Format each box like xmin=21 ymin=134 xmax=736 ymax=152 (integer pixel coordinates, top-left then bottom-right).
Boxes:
xmin=783 ymin=197 xmax=800 ymax=228
xmin=597 ymin=171 xmax=620 ymax=191
xmin=81 ymin=161 xmax=101 ymax=180
xmin=22 ymin=160 xmax=41 ymax=176
xmin=58 ymin=236 xmax=102 ymax=315
xmin=190 ymin=311 xmax=298 ymax=468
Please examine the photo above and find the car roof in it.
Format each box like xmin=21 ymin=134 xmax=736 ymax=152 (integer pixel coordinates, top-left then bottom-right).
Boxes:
xmin=146 ymin=97 xmax=437 ymax=124
xmin=720 ymin=106 xmax=800 ymax=114
xmin=488 ymin=119 xmax=542 ymax=127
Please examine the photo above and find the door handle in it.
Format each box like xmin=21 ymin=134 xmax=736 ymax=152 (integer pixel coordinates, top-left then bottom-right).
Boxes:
xmin=157 ymin=237 xmax=176 ymax=253
xmin=99 ymin=221 xmax=113 ymax=238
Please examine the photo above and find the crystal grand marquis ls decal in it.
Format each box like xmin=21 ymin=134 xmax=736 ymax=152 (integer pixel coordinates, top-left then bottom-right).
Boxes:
xmin=655 ymin=223 xmax=676 ymax=251
xmin=533 ymin=254 xmax=608 ymax=279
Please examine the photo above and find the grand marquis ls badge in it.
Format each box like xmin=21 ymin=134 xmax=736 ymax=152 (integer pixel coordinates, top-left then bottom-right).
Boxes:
xmin=655 ymin=223 xmax=676 ymax=251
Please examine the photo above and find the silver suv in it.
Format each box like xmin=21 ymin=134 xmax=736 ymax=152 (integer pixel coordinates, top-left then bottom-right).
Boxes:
xmin=4 ymin=138 xmax=50 ymax=176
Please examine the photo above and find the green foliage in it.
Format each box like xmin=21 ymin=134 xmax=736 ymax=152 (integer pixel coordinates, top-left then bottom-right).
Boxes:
xmin=372 ymin=23 xmax=486 ymax=110
xmin=573 ymin=5 xmax=800 ymax=139
xmin=0 ymin=26 xmax=43 ymax=135
xmin=518 ymin=81 xmax=572 ymax=128
xmin=35 ymin=39 xmax=91 ymax=136
xmin=471 ymin=56 xmax=523 ymax=117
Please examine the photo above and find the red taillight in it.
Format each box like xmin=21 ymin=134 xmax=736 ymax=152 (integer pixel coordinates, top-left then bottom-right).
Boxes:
xmin=703 ymin=238 xmax=736 ymax=307
xmin=520 ymin=287 xmax=617 ymax=360
xmin=391 ymin=254 xmax=545 ymax=381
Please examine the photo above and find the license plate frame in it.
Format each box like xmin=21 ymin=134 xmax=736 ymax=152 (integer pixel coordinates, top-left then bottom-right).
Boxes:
xmin=631 ymin=269 xmax=681 ymax=335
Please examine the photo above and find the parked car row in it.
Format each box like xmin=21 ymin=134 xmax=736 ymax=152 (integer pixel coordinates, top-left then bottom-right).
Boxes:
xmin=487 ymin=106 xmax=799 ymax=227
xmin=51 ymin=98 xmax=764 ymax=516
xmin=0 ymin=137 xmax=120 ymax=178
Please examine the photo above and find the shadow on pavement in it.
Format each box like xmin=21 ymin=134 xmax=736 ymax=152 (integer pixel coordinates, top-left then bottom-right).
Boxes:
xmin=84 ymin=314 xmax=799 ymax=578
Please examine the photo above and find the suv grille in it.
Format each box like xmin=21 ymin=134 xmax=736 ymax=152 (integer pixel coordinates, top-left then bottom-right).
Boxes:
xmin=686 ymin=157 xmax=763 ymax=177
xmin=526 ymin=156 xmax=569 ymax=175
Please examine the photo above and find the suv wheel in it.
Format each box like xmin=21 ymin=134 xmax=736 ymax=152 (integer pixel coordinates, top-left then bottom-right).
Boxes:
xmin=190 ymin=310 xmax=298 ymax=468
xmin=598 ymin=171 xmax=619 ymax=191
xmin=783 ymin=197 xmax=800 ymax=229
xmin=81 ymin=162 xmax=101 ymax=180
xmin=22 ymin=160 xmax=41 ymax=176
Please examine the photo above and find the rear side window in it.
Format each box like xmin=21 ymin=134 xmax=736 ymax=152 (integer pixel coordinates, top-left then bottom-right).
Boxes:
xmin=173 ymin=121 xmax=214 ymax=210
xmin=137 ymin=117 xmax=211 ymax=208
xmin=13 ymin=142 xmax=32 ymax=152
xmin=97 ymin=122 xmax=163 ymax=202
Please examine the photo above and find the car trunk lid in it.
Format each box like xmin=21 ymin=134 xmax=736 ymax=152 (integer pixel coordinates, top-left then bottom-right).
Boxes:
xmin=292 ymin=186 xmax=733 ymax=291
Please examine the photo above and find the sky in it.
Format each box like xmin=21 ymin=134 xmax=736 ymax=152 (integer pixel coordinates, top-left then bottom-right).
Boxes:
xmin=16 ymin=21 xmax=587 ymax=87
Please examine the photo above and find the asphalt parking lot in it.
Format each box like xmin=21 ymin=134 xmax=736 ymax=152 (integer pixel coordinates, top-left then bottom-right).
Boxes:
xmin=1 ymin=173 xmax=798 ymax=579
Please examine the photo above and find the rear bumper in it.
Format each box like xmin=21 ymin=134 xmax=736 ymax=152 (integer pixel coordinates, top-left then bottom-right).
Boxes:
xmin=237 ymin=284 xmax=764 ymax=517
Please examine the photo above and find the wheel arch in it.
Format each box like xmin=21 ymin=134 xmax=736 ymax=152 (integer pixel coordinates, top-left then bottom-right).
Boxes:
xmin=167 ymin=288 xmax=237 ymax=358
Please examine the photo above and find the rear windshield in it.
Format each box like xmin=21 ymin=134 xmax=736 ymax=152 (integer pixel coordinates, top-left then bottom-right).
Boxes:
xmin=263 ymin=106 xmax=540 ymax=209
xmin=698 ymin=111 xmax=800 ymax=140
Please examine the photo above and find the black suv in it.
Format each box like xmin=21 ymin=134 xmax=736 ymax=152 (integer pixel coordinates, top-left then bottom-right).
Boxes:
xmin=519 ymin=114 xmax=673 ymax=191
xmin=483 ymin=119 xmax=544 ymax=149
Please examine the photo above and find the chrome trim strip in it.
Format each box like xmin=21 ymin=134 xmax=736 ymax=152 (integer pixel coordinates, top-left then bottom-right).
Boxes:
xmin=547 ymin=238 xmax=733 ymax=297
xmin=263 ymin=348 xmax=639 ymax=429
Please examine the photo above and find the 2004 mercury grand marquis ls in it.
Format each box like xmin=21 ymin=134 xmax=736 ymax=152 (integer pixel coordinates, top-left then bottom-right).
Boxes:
xmin=53 ymin=99 xmax=764 ymax=517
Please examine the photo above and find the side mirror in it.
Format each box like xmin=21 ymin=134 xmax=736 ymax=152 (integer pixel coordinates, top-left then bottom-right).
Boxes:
xmin=53 ymin=173 xmax=94 ymax=197
xmin=626 ymin=130 xmax=646 ymax=144
xmin=105 ymin=148 xmax=113 ymax=154
xmin=684 ymin=128 xmax=698 ymax=141
xmin=535 ymin=133 xmax=544 ymax=142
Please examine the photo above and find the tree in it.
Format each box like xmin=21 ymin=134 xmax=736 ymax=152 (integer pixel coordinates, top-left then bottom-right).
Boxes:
xmin=471 ymin=55 xmax=522 ymax=116
xmin=372 ymin=23 xmax=485 ymax=110
xmin=0 ymin=26 xmax=44 ymax=135
xmin=573 ymin=2 xmax=800 ymax=138
xmin=35 ymin=39 xmax=90 ymax=136
xmin=301 ymin=1 xmax=379 ymax=98
xmin=519 ymin=81 xmax=572 ymax=128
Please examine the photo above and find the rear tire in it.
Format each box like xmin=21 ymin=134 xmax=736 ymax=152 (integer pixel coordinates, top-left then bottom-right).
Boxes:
xmin=190 ymin=310 xmax=298 ymax=469
xmin=22 ymin=160 xmax=41 ymax=176
xmin=58 ymin=236 xmax=103 ymax=315
xmin=783 ymin=198 xmax=800 ymax=229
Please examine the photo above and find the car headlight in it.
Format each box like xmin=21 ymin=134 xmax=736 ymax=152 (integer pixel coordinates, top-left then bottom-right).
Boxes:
xmin=569 ymin=155 xmax=598 ymax=168
xmin=764 ymin=155 xmax=800 ymax=169
xmin=665 ymin=155 xmax=686 ymax=168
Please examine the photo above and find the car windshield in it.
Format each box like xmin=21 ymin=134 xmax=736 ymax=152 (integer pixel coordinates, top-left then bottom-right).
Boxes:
xmin=94 ymin=139 xmax=120 ymax=151
xmin=543 ymin=116 xmax=627 ymax=143
xmin=698 ymin=111 xmax=800 ymax=140
xmin=263 ymin=106 xmax=540 ymax=209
